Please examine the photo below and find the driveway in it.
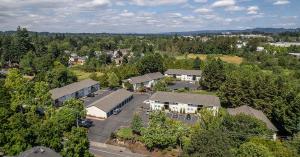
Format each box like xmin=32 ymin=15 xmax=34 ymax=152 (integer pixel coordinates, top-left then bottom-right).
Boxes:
xmin=88 ymin=94 xmax=150 ymax=143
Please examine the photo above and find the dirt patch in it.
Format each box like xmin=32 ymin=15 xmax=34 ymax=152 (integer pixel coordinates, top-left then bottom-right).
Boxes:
xmin=107 ymin=139 xmax=181 ymax=157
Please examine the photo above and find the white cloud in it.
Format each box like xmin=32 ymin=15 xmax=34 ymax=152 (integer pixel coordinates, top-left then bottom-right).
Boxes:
xmin=273 ymin=0 xmax=290 ymax=5
xmin=211 ymin=0 xmax=235 ymax=8
xmin=194 ymin=0 xmax=207 ymax=3
xmin=225 ymin=6 xmax=244 ymax=11
xmin=77 ymin=0 xmax=110 ymax=8
xmin=130 ymin=0 xmax=187 ymax=6
xmin=194 ymin=8 xmax=212 ymax=13
xmin=247 ymin=6 xmax=259 ymax=15
xmin=119 ymin=10 xmax=135 ymax=17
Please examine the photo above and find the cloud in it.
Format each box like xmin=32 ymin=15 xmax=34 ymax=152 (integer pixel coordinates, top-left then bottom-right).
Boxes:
xmin=130 ymin=0 xmax=187 ymax=6
xmin=194 ymin=0 xmax=207 ymax=3
xmin=194 ymin=8 xmax=213 ymax=13
xmin=211 ymin=0 xmax=235 ymax=8
xmin=77 ymin=0 xmax=110 ymax=8
xmin=119 ymin=10 xmax=135 ymax=17
xmin=273 ymin=0 xmax=290 ymax=5
xmin=247 ymin=6 xmax=259 ymax=15
xmin=225 ymin=6 xmax=244 ymax=11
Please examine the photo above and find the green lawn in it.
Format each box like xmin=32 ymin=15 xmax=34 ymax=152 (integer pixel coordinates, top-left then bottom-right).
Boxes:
xmin=176 ymin=54 xmax=243 ymax=64
xmin=69 ymin=66 xmax=103 ymax=81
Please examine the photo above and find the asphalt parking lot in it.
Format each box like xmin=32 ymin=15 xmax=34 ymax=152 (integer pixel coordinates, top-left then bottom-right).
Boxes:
xmin=88 ymin=93 xmax=150 ymax=143
xmin=168 ymin=81 xmax=200 ymax=91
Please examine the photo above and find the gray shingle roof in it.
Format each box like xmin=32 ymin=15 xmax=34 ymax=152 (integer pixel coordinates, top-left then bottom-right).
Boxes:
xmin=165 ymin=69 xmax=202 ymax=76
xmin=125 ymin=72 xmax=164 ymax=84
xmin=50 ymin=79 xmax=99 ymax=100
xmin=89 ymin=89 xmax=133 ymax=113
xmin=149 ymin=92 xmax=220 ymax=107
xmin=17 ymin=146 xmax=61 ymax=157
xmin=227 ymin=105 xmax=278 ymax=131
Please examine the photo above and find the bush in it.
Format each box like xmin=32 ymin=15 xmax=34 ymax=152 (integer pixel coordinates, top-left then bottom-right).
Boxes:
xmin=116 ymin=128 xmax=134 ymax=141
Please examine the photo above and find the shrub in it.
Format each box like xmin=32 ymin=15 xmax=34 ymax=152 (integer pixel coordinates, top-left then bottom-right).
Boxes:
xmin=116 ymin=128 xmax=134 ymax=141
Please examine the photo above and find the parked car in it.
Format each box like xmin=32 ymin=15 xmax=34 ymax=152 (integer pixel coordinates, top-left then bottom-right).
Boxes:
xmin=113 ymin=108 xmax=122 ymax=115
xmin=87 ymin=93 xmax=95 ymax=97
xmin=79 ymin=119 xmax=93 ymax=128
xmin=172 ymin=114 xmax=178 ymax=119
xmin=186 ymin=114 xmax=191 ymax=120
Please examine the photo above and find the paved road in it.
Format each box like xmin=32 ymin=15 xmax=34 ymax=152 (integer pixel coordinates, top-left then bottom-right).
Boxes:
xmin=88 ymin=94 xmax=149 ymax=143
xmin=90 ymin=142 xmax=147 ymax=157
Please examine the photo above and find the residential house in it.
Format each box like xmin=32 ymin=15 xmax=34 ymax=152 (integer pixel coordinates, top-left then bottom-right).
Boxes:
xmin=50 ymin=79 xmax=100 ymax=105
xmin=148 ymin=91 xmax=220 ymax=115
xmin=86 ymin=89 xmax=133 ymax=119
xmin=122 ymin=72 xmax=164 ymax=91
xmin=69 ymin=53 xmax=87 ymax=66
xmin=164 ymin=69 xmax=202 ymax=82
xmin=227 ymin=105 xmax=278 ymax=140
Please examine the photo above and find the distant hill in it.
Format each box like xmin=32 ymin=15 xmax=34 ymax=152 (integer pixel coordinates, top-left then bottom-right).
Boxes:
xmin=1 ymin=28 xmax=299 ymax=36
xmin=163 ymin=28 xmax=300 ymax=35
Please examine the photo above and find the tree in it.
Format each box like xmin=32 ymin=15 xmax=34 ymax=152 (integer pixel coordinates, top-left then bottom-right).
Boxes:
xmin=137 ymin=53 xmax=165 ymax=75
xmin=131 ymin=114 xmax=143 ymax=135
xmin=193 ymin=57 xmax=201 ymax=70
xmin=153 ymin=80 xmax=168 ymax=92
xmin=12 ymin=26 xmax=33 ymax=62
xmin=19 ymin=51 xmax=35 ymax=75
xmin=200 ymin=59 xmax=226 ymax=91
xmin=234 ymin=142 xmax=273 ymax=157
xmin=61 ymin=127 xmax=92 ymax=157
xmin=45 ymin=62 xmax=77 ymax=88
xmin=107 ymin=72 xmax=120 ymax=88
xmin=183 ymin=128 xmax=233 ymax=157
xmin=222 ymin=114 xmax=272 ymax=147
xmin=141 ymin=112 xmax=186 ymax=150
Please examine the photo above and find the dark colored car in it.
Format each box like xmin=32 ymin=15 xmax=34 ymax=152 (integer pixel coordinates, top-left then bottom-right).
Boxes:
xmin=172 ymin=114 xmax=178 ymax=119
xmin=186 ymin=114 xmax=191 ymax=120
xmin=79 ymin=119 xmax=93 ymax=128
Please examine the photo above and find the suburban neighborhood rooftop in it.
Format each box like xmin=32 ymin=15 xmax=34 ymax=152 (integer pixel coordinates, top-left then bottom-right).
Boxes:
xmin=149 ymin=91 xmax=220 ymax=107
xmin=124 ymin=72 xmax=164 ymax=84
xmin=227 ymin=105 xmax=278 ymax=131
xmin=165 ymin=69 xmax=202 ymax=76
xmin=88 ymin=89 xmax=133 ymax=113
xmin=49 ymin=79 xmax=99 ymax=100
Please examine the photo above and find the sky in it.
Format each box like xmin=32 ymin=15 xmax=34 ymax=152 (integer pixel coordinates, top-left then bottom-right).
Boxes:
xmin=0 ymin=0 xmax=299 ymax=33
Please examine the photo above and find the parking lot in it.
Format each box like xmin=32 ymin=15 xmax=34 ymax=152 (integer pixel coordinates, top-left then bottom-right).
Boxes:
xmin=88 ymin=93 xmax=149 ymax=143
xmin=168 ymin=81 xmax=200 ymax=91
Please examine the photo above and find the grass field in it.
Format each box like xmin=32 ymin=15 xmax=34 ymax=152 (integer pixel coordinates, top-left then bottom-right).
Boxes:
xmin=69 ymin=66 xmax=103 ymax=80
xmin=176 ymin=54 xmax=243 ymax=64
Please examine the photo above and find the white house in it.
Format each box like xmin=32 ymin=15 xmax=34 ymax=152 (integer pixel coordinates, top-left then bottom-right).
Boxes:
xmin=122 ymin=72 xmax=164 ymax=91
xmin=50 ymin=79 xmax=100 ymax=105
xmin=148 ymin=92 xmax=220 ymax=115
xmin=164 ymin=69 xmax=202 ymax=82
xmin=86 ymin=89 xmax=133 ymax=119
xmin=227 ymin=105 xmax=278 ymax=140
